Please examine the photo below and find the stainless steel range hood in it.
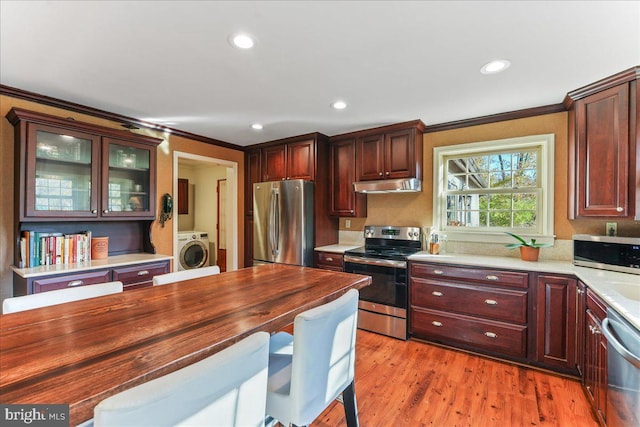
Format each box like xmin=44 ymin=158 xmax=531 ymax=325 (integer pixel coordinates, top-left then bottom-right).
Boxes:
xmin=353 ymin=178 xmax=422 ymax=193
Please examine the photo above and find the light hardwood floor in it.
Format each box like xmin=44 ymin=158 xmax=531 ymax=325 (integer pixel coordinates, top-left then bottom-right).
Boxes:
xmin=314 ymin=330 xmax=598 ymax=427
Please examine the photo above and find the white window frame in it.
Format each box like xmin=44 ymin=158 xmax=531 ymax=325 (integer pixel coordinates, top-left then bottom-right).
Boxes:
xmin=433 ymin=134 xmax=555 ymax=245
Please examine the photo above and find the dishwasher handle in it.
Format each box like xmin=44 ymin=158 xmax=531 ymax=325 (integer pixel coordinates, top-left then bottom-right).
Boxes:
xmin=602 ymin=317 xmax=640 ymax=369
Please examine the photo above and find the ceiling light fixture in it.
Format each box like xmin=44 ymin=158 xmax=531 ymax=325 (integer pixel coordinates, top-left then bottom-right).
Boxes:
xmin=480 ymin=59 xmax=511 ymax=74
xmin=251 ymin=123 xmax=263 ymax=130
xmin=230 ymin=33 xmax=255 ymax=49
xmin=331 ymin=100 xmax=347 ymax=110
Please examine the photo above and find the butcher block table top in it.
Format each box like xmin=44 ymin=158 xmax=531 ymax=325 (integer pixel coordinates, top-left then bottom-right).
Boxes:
xmin=0 ymin=264 xmax=371 ymax=425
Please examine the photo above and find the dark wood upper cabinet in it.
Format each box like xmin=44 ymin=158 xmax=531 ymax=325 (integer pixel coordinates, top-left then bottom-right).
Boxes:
xmin=261 ymin=144 xmax=287 ymax=181
xmin=356 ymin=133 xmax=385 ymax=181
xmin=567 ymin=69 xmax=638 ymax=219
xmin=354 ymin=121 xmax=424 ymax=182
xmin=329 ymin=137 xmax=366 ymax=217
xmin=261 ymin=138 xmax=315 ymax=182
xmin=286 ymin=138 xmax=315 ymax=181
xmin=7 ymin=108 xmax=162 ymax=222
xmin=177 ymin=178 xmax=188 ymax=214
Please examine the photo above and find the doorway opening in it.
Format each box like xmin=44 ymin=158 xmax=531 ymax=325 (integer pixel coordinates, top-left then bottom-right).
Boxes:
xmin=173 ymin=152 xmax=238 ymax=271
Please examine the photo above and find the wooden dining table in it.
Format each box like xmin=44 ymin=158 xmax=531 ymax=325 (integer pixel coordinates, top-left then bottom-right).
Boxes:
xmin=0 ymin=264 xmax=371 ymax=425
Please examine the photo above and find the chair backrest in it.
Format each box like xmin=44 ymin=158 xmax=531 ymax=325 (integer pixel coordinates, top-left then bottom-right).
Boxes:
xmin=94 ymin=331 xmax=270 ymax=427
xmin=2 ymin=281 xmax=123 ymax=314
xmin=152 ymin=265 xmax=221 ymax=286
xmin=290 ymin=289 xmax=359 ymax=424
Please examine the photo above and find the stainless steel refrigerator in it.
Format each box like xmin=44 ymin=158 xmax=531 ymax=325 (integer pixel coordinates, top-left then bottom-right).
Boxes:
xmin=253 ymin=180 xmax=314 ymax=266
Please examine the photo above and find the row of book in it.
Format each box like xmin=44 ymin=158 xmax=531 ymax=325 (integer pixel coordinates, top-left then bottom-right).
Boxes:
xmin=19 ymin=231 xmax=92 ymax=268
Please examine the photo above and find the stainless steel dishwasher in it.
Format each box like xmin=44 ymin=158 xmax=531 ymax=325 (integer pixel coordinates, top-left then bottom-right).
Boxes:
xmin=602 ymin=308 xmax=640 ymax=427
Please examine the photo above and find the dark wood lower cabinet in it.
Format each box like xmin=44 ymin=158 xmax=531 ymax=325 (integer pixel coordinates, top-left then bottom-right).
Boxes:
xmin=584 ymin=289 xmax=608 ymax=426
xmin=409 ymin=262 xmax=529 ymax=362
xmin=314 ymin=251 xmax=344 ymax=271
xmin=13 ymin=259 xmax=170 ymax=295
xmin=534 ymin=273 xmax=578 ymax=374
xmin=409 ymin=263 xmax=586 ymax=377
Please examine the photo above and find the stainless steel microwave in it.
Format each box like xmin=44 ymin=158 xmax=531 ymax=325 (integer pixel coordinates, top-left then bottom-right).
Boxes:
xmin=573 ymin=234 xmax=640 ymax=275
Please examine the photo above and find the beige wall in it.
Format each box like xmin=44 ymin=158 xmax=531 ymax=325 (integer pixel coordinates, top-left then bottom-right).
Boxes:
xmin=352 ymin=111 xmax=639 ymax=240
xmin=0 ymin=95 xmax=245 ymax=301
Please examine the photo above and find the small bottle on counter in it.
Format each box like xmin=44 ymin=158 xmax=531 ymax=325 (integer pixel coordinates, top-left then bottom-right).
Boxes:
xmin=429 ymin=234 xmax=440 ymax=255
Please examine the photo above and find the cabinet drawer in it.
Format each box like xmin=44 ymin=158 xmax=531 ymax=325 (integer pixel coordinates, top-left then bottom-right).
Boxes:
xmin=411 ymin=278 xmax=527 ymax=323
xmin=411 ymin=308 xmax=527 ymax=358
xmin=112 ymin=262 xmax=169 ymax=290
xmin=315 ymin=252 xmax=343 ymax=268
xmin=33 ymin=270 xmax=111 ymax=293
xmin=411 ymin=263 xmax=528 ymax=289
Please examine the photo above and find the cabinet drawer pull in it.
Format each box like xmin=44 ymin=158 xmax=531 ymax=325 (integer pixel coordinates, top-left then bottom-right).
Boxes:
xmin=433 ymin=269 xmax=444 ymax=275
xmin=325 ymin=257 xmax=334 ymax=262
xmin=485 ymin=275 xmax=499 ymax=281
xmin=137 ymin=270 xmax=149 ymax=276
xmin=484 ymin=299 xmax=498 ymax=305
xmin=616 ymin=207 xmax=623 ymax=212
xmin=67 ymin=280 xmax=83 ymax=287
xmin=431 ymin=291 xmax=444 ymax=297
xmin=484 ymin=331 xmax=498 ymax=339
xmin=431 ymin=321 xmax=443 ymax=327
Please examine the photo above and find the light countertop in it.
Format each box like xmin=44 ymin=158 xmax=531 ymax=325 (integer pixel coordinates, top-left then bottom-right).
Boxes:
xmin=12 ymin=253 xmax=173 ymax=279
xmin=408 ymin=252 xmax=640 ymax=330
xmin=314 ymin=244 xmax=362 ymax=253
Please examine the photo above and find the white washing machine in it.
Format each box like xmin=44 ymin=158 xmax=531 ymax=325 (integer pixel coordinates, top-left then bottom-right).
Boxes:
xmin=177 ymin=231 xmax=210 ymax=271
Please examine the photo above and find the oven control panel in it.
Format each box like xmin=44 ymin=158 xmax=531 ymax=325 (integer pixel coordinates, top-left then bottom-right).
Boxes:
xmin=364 ymin=225 xmax=421 ymax=241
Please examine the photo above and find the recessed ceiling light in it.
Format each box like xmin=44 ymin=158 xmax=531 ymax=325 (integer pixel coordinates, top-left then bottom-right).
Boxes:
xmin=230 ymin=33 xmax=255 ymax=49
xmin=480 ymin=59 xmax=511 ymax=74
xmin=331 ymin=100 xmax=347 ymax=110
xmin=251 ymin=123 xmax=263 ymax=130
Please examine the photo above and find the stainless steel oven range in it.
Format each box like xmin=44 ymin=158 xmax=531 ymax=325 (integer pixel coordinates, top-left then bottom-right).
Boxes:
xmin=344 ymin=225 xmax=421 ymax=340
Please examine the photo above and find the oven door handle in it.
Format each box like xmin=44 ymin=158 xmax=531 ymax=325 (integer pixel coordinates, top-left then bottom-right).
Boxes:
xmin=344 ymin=255 xmax=407 ymax=269
xmin=602 ymin=318 xmax=640 ymax=369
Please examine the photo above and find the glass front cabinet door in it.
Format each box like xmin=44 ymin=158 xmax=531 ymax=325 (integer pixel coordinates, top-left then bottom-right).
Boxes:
xmin=26 ymin=123 xmax=101 ymax=218
xmin=102 ymin=138 xmax=156 ymax=218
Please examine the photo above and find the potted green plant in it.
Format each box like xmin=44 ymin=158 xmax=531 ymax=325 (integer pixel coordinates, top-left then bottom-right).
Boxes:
xmin=504 ymin=232 xmax=552 ymax=261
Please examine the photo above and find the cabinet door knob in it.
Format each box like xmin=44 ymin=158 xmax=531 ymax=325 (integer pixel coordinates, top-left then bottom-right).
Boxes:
xmin=137 ymin=270 xmax=149 ymax=276
xmin=385 ymin=171 xmax=390 ymax=175
xmin=484 ymin=331 xmax=498 ymax=339
xmin=103 ymin=209 xmax=109 ymax=214
xmin=433 ymin=269 xmax=444 ymax=275
xmin=431 ymin=321 xmax=443 ymax=327
xmin=616 ymin=207 xmax=623 ymax=212
xmin=91 ymin=209 xmax=98 ymax=214
xmin=577 ymin=289 xmax=585 ymax=295
xmin=325 ymin=257 xmax=333 ymax=262
xmin=484 ymin=299 xmax=498 ymax=305
xmin=67 ymin=280 xmax=84 ymax=287
xmin=431 ymin=291 xmax=444 ymax=297
xmin=485 ymin=275 xmax=499 ymax=281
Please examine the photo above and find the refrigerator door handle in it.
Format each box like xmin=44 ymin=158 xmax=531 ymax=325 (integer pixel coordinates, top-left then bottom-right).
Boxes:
xmin=273 ymin=189 xmax=280 ymax=255
xmin=269 ymin=187 xmax=280 ymax=256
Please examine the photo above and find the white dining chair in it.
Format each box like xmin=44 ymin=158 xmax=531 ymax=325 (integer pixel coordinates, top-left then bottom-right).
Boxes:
xmin=152 ymin=265 xmax=221 ymax=285
xmin=93 ymin=331 xmax=270 ymax=427
xmin=2 ymin=281 xmax=123 ymax=314
xmin=266 ymin=289 xmax=360 ymax=427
